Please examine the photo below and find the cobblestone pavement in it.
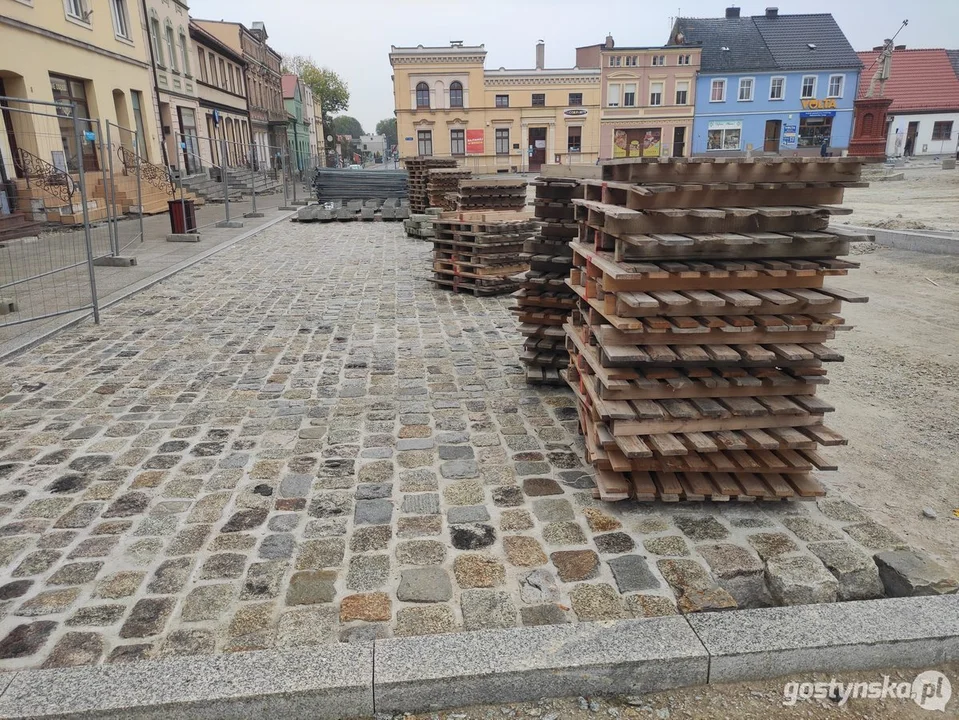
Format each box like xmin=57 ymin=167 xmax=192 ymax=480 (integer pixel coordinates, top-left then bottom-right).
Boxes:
xmin=0 ymin=221 xmax=934 ymax=670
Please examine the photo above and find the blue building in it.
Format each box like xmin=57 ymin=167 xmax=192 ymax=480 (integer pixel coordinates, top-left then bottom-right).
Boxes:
xmin=670 ymin=7 xmax=862 ymax=155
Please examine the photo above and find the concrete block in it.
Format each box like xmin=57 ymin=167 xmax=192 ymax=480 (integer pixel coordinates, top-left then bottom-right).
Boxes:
xmin=0 ymin=642 xmax=373 ymax=719
xmin=687 ymin=595 xmax=959 ymax=684
xmin=942 ymin=158 xmax=956 ymax=170
xmin=244 ymin=212 xmax=266 ymax=218
xmin=380 ymin=206 xmax=396 ymax=220
xmin=841 ymin=224 xmax=959 ymax=256
xmin=166 ymin=233 xmax=201 ymax=243
xmin=216 ymin=220 xmax=245 ymax=229
xmin=279 ymin=206 xmax=299 ymax=211
xmin=395 ymin=207 xmax=411 ymax=220
xmin=373 ymin=617 xmax=708 ymax=714
xmin=291 ymin=200 xmax=309 ymax=207
xmin=93 ymin=256 xmax=137 ymax=267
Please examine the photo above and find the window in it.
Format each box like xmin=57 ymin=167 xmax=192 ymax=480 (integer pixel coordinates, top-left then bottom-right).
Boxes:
xmin=608 ymin=55 xmax=621 ymax=67
xmin=769 ymin=76 xmax=785 ymax=101
xmin=607 ymin=83 xmax=620 ymax=107
xmin=198 ymin=49 xmax=208 ymax=82
xmin=706 ymin=121 xmax=742 ymax=151
xmin=623 ymin=84 xmax=636 ymax=107
xmin=65 ymin=0 xmax=87 ymax=20
xmin=710 ymin=78 xmax=726 ymax=102
xmin=495 ymin=128 xmax=510 ymax=155
xmin=625 ymin=56 xmax=637 ymax=66
xmin=649 ymin=82 xmax=663 ymax=106
xmin=209 ymin=55 xmax=218 ymax=85
xmin=652 ymin=55 xmax=665 ymax=66
xmin=495 ymin=94 xmax=509 ymax=108
xmin=827 ymin=74 xmax=844 ymax=98
xmin=449 ymin=81 xmax=463 ymax=108
xmin=415 ymin=82 xmax=430 ymax=108
xmin=932 ymin=121 xmax=953 ymax=140
xmin=149 ymin=15 xmax=163 ymax=64
xmin=219 ymin=59 xmax=226 ymax=88
xmin=417 ymin=130 xmax=432 ymax=156
xmin=568 ymin=92 xmax=583 ymax=106
xmin=738 ymin=77 xmax=754 ymax=101
xmin=532 ymin=93 xmax=545 ymax=106
xmin=165 ymin=23 xmax=177 ymax=71
xmin=798 ymin=115 xmax=833 ymax=147
xmin=450 ymin=129 xmax=465 ymax=155
xmin=228 ymin=65 xmax=236 ymax=93
xmin=801 ymin=75 xmax=817 ymax=99
xmin=677 ymin=54 xmax=691 ymax=65
xmin=178 ymin=30 xmax=191 ymax=76
xmin=110 ymin=0 xmax=130 ymax=38
xmin=675 ymin=81 xmax=689 ymax=105
xmin=568 ymin=126 xmax=582 ymax=153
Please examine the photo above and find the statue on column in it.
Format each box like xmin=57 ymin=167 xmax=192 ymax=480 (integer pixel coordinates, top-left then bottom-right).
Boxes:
xmin=866 ymin=39 xmax=894 ymax=98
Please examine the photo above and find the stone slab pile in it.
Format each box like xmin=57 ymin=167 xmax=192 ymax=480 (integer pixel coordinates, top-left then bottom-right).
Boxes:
xmin=510 ymin=177 xmax=583 ymax=386
xmin=404 ymin=157 xmax=459 ymax=214
xmin=404 ymin=208 xmax=443 ymax=240
xmin=312 ymin=169 xmax=408 ymax=202
xmin=451 ymin=178 xmax=528 ymax=211
xmin=427 ymin=168 xmax=473 ymax=211
xmin=564 ymin=156 xmax=873 ymax=503
xmin=293 ymin=199 xmax=409 ymax=223
xmin=430 ymin=210 xmax=536 ymax=296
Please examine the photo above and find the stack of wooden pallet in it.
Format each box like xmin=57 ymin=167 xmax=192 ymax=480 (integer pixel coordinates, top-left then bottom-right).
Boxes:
xmin=511 ymin=177 xmax=583 ymax=385
xmin=564 ymin=156 xmax=870 ymax=503
xmin=430 ymin=210 xmax=536 ymax=296
xmin=450 ymin=178 xmax=528 ymax=211
xmin=405 ymin=157 xmax=458 ymax=213
xmin=428 ymin=168 xmax=472 ymax=210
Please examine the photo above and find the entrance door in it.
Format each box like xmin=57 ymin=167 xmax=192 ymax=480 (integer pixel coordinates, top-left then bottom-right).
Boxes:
xmin=178 ymin=107 xmax=200 ymax=175
xmin=672 ymin=127 xmax=686 ymax=157
xmin=0 ymin=79 xmax=23 ymax=179
xmin=905 ymin=121 xmax=919 ymax=156
xmin=764 ymin=119 xmax=781 ymax=153
xmin=528 ymin=127 xmax=546 ymax=172
xmin=49 ymin=75 xmax=98 ymax=172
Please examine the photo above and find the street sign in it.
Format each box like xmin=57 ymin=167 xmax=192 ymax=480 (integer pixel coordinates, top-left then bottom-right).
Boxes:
xmin=83 ymin=131 xmax=96 ymax=142
xmin=212 ymin=109 xmax=221 ymax=127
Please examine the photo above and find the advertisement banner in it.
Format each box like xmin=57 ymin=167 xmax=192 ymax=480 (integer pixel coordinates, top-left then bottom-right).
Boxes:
xmin=466 ymin=129 xmax=484 ymax=154
xmin=614 ymin=128 xmax=662 ymax=158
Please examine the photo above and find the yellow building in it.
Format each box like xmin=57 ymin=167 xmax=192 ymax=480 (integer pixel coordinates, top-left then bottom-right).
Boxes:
xmin=389 ymin=42 xmax=601 ymax=173
xmin=0 ymin=0 xmax=162 ymax=186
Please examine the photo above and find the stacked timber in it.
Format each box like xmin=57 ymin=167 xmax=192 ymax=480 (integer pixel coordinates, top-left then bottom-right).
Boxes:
xmin=565 ymin=156 xmax=870 ymax=503
xmin=451 ymin=178 xmax=528 ymax=211
xmin=405 ymin=157 xmax=458 ymax=213
xmin=428 ymin=168 xmax=472 ymax=210
xmin=511 ymin=177 xmax=583 ymax=385
xmin=430 ymin=210 xmax=536 ymax=296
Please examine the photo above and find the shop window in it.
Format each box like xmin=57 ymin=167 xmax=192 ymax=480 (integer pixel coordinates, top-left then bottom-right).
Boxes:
xmin=798 ymin=114 xmax=833 ymax=147
xmin=532 ymin=93 xmax=545 ymax=106
xmin=450 ymin=129 xmax=465 ymax=155
xmin=495 ymin=128 xmax=510 ymax=155
xmin=416 ymin=82 xmax=430 ymax=108
xmin=827 ymin=74 xmax=844 ymax=98
xmin=801 ymin=75 xmax=817 ymax=99
xmin=567 ymin=126 xmax=581 ymax=153
xmin=568 ymin=93 xmax=583 ymax=106
xmin=449 ymin=81 xmax=463 ymax=108
xmin=706 ymin=122 xmax=742 ymax=151
xmin=932 ymin=121 xmax=953 ymax=140
xmin=710 ymin=79 xmax=726 ymax=102
xmin=624 ymin=84 xmax=637 ymax=107
xmin=675 ymin=81 xmax=688 ymax=105
xmin=769 ymin=76 xmax=785 ymax=101
xmin=607 ymin=84 xmax=620 ymax=107
xmin=417 ymin=130 xmax=432 ymax=156
xmin=495 ymin=95 xmax=509 ymax=108
xmin=649 ymin=82 xmax=662 ymax=106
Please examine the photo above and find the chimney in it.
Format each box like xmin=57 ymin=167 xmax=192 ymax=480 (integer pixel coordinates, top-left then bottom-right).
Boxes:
xmin=725 ymin=6 xmax=740 ymax=18
xmin=536 ymin=40 xmax=545 ymax=69
xmin=605 ymin=33 xmax=615 ymax=49
xmin=765 ymin=7 xmax=778 ymax=17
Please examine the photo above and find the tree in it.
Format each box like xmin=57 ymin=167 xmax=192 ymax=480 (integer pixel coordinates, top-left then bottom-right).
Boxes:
xmin=281 ymin=55 xmax=350 ymax=118
xmin=376 ymin=118 xmax=397 ymax=148
xmin=332 ymin=116 xmax=364 ymax=138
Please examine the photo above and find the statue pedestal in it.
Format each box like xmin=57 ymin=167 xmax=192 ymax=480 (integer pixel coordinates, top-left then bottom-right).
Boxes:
xmin=849 ymin=97 xmax=893 ymax=159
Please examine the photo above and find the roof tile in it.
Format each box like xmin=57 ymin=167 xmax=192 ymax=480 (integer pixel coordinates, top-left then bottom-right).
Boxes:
xmin=857 ymin=49 xmax=959 ymax=112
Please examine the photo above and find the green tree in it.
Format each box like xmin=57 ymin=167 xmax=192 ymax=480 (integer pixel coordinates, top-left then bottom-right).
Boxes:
xmin=332 ymin=116 xmax=365 ymax=138
xmin=281 ymin=55 xmax=349 ymax=118
xmin=376 ymin=117 xmax=397 ymax=148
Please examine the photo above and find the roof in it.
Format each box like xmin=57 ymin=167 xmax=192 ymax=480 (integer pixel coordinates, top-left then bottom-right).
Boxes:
xmin=670 ymin=13 xmax=858 ymax=73
xmin=753 ymin=14 xmax=860 ymax=71
xmin=281 ymin=74 xmax=299 ymax=99
xmin=948 ymin=50 xmax=959 ymax=79
xmin=856 ymin=48 xmax=959 ymax=112
xmin=189 ymin=22 xmax=246 ymax=65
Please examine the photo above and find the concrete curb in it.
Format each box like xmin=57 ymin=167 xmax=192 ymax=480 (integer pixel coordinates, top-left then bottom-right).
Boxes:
xmin=0 ymin=596 xmax=954 ymax=718
xmin=841 ymin=223 xmax=959 ymax=255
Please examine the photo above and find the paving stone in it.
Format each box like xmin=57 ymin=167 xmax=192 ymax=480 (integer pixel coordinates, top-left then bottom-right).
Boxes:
xmin=843 ymin=522 xmax=909 ymax=550
xmin=450 ymin=524 xmax=496 ymax=550
xmin=278 ymin=474 xmax=312 ymax=498
xmin=146 ymin=558 xmax=193 ymax=594
xmin=95 ymin=571 xmax=144 ymax=599
xmin=447 ymin=505 xmax=490 ymax=525
xmin=607 ymin=555 xmax=660 ymax=593
xmin=397 ymin=567 xmax=452 ymax=603
xmin=625 ymin=594 xmax=679 ymax=618
xmin=747 ymin=532 xmax=801 ymax=560
xmin=295 ymin=538 xmax=346 ymax=570
xmin=159 ymin=628 xmax=216 ymax=657
xmin=674 ymin=516 xmax=729 ymax=541
xmin=0 ymin=621 xmax=57 ymax=659
xmin=781 ymin=516 xmax=845 ymax=542
xmin=522 ymin=477 xmax=562 ymax=496
xmin=346 ymin=554 xmax=390 ymax=591
xmin=643 ymin=536 xmax=689 ymax=557
xmin=499 ymin=509 xmax=533 ymax=532
xmin=765 ymin=555 xmax=839 ymax=605
xmin=542 ymin=521 xmax=586 ymax=546
xmin=53 ymin=503 xmax=103 ymax=529
xmin=532 ymin=498 xmax=574 ymax=522
xmin=16 ymin=588 xmax=80 ymax=617
xmin=286 ymin=570 xmax=337 ymax=605
xmin=0 ymin=580 xmax=33 ymax=600
xmin=339 ymin=592 xmax=391 ymax=622
xmin=397 ymin=438 xmax=435 ymax=451
xmin=657 ymin=559 xmax=738 ymax=614
xmin=873 ymin=549 xmax=959 ymax=597
xmin=354 ymin=499 xmax=393 ymax=525
xmin=240 ymin=561 xmax=287 ymax=600
xmin=569 ymin=583 xmax=630 ymax=621
xmin=518 ymin=568 xmax=560 ymax=604
xmin=40 ymin=631 xmax=103 ymax=668
xmin=396 ymin=540 xmax=446 ymax=566
xmin=398 ymin=469 xmax=437 ymax=492
xmin=520 ymin=604 xmax=569 ymax=627
xmin=550 ymin=550 xmax=600 ymax=582
xmin=182 ymin=584 xmax=234 ymax=621
xmin=592 ymin=532 xmax=635 ymax=555
xmin=356 ymin=483 xmax=392 ymax=500
xmin=807 ymin=541 xmax=884 ymax=601
xmin=443 ymin=480 xmax=484 ymax=505
xmin=491 ymin=486 xmax=524 ymax=507
xmin=228 ymin=602 xmax=275 ymax=637
xmin=349 ymin=526 xmax=391 ymax=553
xmin=582 ymin=507 xmax=621 ymax=532
xmin=198 ymin=554 xmax=246 ymax=579
xmin=66 ymin=604 xmax=125 ymax=626
xmin=394 ymin=605 xmax=456 ymax=636
xmin=47 ymin=561 xmax=103 ymax=585
xmin=276 ymin=606 xmax=338 ymax=647
xmin=397 ymin=516 xmax=442 ymax=538
xmin=460 ymin=589 xmax=516 ymax=630
xmin=119 ymin=597 xmax=175 ymax=638
xmin=13 ymin=550 xmax=62 ymax=577
xmin=358 ymin=460 xmax=394 ymax=483
xmin=453 ymin=553 xmax=506 ymax=588
xmin=401 ymin=493 xmax=439 ymax=515
xmin=817 ymin=498 xmax=871 ymax=523
xmin=221 ymin=508 xmax=268 ymax=532
xmin=697 ymin=543 xmax=772 ymax=609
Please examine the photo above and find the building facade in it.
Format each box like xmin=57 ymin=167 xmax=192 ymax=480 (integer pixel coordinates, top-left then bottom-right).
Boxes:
xmin=855 ymin=47 xmax=959 ymax=158
xmin=389 ymin=42 xmax=601 ymax=173
xmin=0 ymin=0 xmax=162 ymax=185
xmin=189 ymin=21 xmax=249 ymax=168
xmin=596 ymin=40 xmax=701 ymax=159
xmin=282 ymin=74 xmax=310 ymax=171
xmin=142 ymin=0 xmax=202 ymax=175
xmin=193 ymin=19 xmax=286 ymax=169
xmin=672 ymin=7 xmax=861 ymax=155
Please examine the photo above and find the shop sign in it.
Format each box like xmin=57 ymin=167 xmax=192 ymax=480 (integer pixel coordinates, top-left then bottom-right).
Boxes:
xmin=782 ymin=123 xmax=798 ymax=148
xmin=800 ymin=98 xmax=837 ymax=110
xmin=564 ymin=108 xmax=588 ymax=116
xmin=466 ymin=128 xmax=484 ymax=154
xmin=800 ymin=111 xmax=836 ymax=118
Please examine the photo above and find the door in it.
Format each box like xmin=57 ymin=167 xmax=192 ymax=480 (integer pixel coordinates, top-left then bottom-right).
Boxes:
xmin=50 ymin=75 xmax=98 ymax=172
xmin=672 ymin=127 xmax=686 ymax=157
xmin=528 ymin=127 xmax=546 ymax=172
xmin=0 ymin=79 xmax=23 ymax=179
xmin=906 ymin=121 xmax=919 ymax=156
xmin=178 ymin=107 xmax=200 ymax=175
xmin=764 ymin=120 xmax=781 ymax=153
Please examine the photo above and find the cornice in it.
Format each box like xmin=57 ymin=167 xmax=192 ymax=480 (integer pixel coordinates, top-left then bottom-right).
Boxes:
xmin=391 ymin=55 xmax=486 ymax=66
xmin=485 ymin=76 xmax=600 ymax=87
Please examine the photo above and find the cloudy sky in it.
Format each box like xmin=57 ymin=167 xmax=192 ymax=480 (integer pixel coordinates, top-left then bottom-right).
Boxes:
xmin=192 ymin=0 xmax=958 ymax=132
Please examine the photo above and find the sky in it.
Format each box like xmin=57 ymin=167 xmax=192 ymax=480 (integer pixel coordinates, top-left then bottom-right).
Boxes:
xmin=192 ymin=0 xmax=959 ymax=133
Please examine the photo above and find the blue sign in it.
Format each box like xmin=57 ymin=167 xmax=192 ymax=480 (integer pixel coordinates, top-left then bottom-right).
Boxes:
xmin=404 ymin=136 xmax=413 ymax=141
xmin=800 ymin=111 xmax=836 ymax=118
xmin=783 ymin=125 xmax=797 ymax=134
xmin=83 ymin=131 xmax=96 ymax=142
xmin=212 ymin=109 xmax=221 ymax=127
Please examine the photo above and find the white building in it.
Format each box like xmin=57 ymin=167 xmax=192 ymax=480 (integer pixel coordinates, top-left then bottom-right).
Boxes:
xmin=356 ymin=133 xmax=387 ymax=156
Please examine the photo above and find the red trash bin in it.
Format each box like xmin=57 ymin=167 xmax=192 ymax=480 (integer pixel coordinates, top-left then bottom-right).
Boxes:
xmin=168 ymin=199 xmax=197 ymax=234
